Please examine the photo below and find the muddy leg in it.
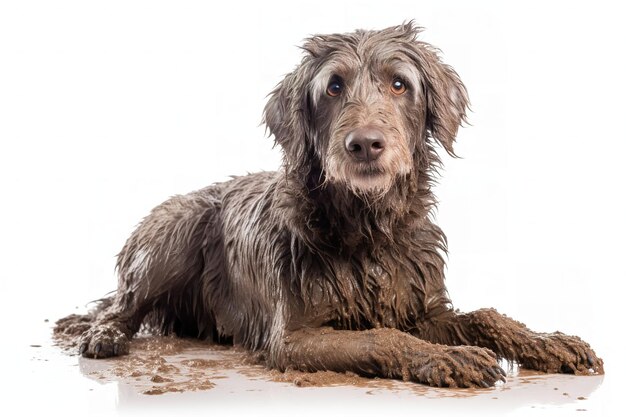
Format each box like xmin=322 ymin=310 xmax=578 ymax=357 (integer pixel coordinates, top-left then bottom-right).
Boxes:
xmin=273 ymin=327 xmax=505 ymax=388
xmin=76 ymin=294 xmax=147 ymax=358
xmin=72 ymin=188 xmax=222 ymax=358
xmin=414 ymin=308 xmax=604 ymax=375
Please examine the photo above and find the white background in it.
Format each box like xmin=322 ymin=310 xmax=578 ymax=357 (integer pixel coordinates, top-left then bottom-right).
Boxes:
xmin=0 ymin=0 xmax=624 ymax=415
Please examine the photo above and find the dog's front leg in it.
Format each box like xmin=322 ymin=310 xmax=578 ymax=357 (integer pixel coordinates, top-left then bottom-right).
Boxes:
xmin=273 ymin=326 xmax=505 ymax=387
xmin=414 ymin=308 xmax=604 ymax=375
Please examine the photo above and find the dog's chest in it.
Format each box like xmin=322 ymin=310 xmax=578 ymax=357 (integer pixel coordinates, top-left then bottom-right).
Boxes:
xmin=364 ymin=262 xmax=402 ymax=327
xmin=305 ymin=252 xmax=429 ymax=330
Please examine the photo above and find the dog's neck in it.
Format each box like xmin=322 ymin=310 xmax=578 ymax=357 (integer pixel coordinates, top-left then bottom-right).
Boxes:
xmin=282 ymin=166 xmax=437 ymax=253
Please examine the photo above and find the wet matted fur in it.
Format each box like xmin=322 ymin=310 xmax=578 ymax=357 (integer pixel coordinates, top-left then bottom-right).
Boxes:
xmin=55 ymin=23 xmax=603 ymax=388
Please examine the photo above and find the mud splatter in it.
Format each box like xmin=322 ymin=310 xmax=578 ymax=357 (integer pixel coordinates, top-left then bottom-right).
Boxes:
xmin=52 ymin=332 xmax=597 ymax=399
xmin=74 ymin=336 xmax=228 ymax=395
xmin=56 ymin=334 xmax=476 ymax=396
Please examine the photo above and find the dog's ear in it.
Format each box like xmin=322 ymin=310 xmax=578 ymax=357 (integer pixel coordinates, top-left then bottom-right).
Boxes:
xmin=403 ymin=25 xmax=469 ymax=155
xmin=423 ymin=56 xmax=469 ymax=156
xmin=263 ymin=59 xmax=314 ymax=172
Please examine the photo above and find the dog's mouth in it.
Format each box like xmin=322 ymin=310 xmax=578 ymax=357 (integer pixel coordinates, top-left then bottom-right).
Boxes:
xmin=342 ymin=162 xmax=395 ymax=195
xmin=353 ymin=162 xmax=385 ymax=177
xmin=325 ymin=148 xmax=407 ymax=196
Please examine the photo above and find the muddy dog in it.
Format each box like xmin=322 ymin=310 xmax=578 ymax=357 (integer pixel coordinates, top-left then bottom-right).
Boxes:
xmin=56 ymin=23 xmax=603 ymax=388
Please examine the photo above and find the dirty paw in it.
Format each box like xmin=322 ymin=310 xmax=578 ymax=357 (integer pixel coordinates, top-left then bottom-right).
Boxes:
xmin=79 ymin=324 xmax=130 ymax=358
xmin=521 ymin=332 xmax=604 ymax=375
xmin=409 ymin=346 xmax=506 ymax=388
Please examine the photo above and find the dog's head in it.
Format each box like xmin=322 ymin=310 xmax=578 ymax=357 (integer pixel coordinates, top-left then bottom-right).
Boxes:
xmin=264 ymin=22 xmax=468 ymax=197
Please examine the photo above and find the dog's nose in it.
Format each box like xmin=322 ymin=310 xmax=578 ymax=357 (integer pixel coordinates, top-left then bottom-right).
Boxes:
xmin=344 ymin=127 xmax=386 ymax=162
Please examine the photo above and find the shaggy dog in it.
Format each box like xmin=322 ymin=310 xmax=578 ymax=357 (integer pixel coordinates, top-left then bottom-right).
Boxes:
xmin=56 ymin=23 xmax=603 ymax=388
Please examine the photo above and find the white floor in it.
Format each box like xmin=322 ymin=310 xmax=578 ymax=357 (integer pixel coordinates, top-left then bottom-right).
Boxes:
xmin=13 ymin=318 xmax=614 ymax=417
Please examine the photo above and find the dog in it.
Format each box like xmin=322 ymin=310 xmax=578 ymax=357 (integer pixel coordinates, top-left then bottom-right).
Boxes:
xmin=56 ymin=22 xmax=603 ymax=388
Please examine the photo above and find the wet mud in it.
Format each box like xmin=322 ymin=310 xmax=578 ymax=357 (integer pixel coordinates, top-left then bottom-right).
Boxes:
xmin=55 ymin=331 xmax=460 ymax=395
xmin=56 ymin=333 xmax=226 ymax=395
xmin=52 ymin=331 xmax=600 ymax=399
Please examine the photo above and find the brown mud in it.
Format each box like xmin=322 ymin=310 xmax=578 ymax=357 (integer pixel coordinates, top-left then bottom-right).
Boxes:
xmin=53 ymin=331 xmax=564 ymax=397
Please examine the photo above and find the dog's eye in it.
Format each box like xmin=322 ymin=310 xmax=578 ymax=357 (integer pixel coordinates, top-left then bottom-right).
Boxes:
xmin=327 ymin=81 xmax=343 ymax=97
xmin=391 ymin=79 xmax=407 ymax=95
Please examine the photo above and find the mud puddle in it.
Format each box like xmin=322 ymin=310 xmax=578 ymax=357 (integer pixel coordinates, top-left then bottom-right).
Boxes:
xmin=50 ymin=333 xmax=601 ymax=401
xmin=74 ymin=335 xmax=408 ymax=396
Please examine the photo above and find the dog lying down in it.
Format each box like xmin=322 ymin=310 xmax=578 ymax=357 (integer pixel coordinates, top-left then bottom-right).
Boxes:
xmin=56 ymin=22 xmax=603 ymax=388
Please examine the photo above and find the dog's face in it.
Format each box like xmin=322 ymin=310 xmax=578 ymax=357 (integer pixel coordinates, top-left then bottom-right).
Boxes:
xmin=264 ymin=23 xmax=468 ymax=197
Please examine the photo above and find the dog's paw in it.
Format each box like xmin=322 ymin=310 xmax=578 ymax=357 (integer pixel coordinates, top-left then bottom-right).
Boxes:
xmin=520 ymin=332 xmax=603 ymax=375
xmin=408 ymin=345 xmax=506 ymax=388
xmin=78 ymin=323 xmax=130 ymax=359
